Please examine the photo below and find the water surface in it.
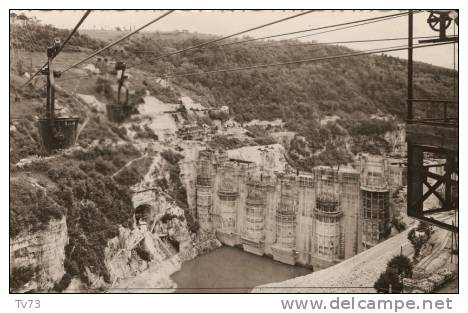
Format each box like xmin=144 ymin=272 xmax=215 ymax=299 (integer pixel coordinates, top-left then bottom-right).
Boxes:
xmin=171 ymin=246 xmax=311 ymax=293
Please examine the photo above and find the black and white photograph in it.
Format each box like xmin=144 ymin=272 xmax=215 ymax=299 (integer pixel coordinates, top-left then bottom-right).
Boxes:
xmin=8 ymin=6 xmax=459 ymax=305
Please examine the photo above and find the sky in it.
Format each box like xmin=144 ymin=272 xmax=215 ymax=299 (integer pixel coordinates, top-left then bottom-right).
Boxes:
xmin=13 ymin=10 xmax=458 ymax=69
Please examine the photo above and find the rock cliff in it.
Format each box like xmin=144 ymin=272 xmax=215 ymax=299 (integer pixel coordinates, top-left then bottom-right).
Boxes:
xmin=10 ymin=217 xmax=68 ymax=291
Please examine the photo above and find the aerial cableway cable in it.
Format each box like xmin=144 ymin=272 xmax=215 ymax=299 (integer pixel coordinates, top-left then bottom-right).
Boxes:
xmin=126 ymin=10 xmax=315 ymax=69
xmin=58 ymin=10 xmax=416 ymax=76
xmin=22 ymin=17 xmax=43 ymax=53
xmin=277 ymin=11 xmax=423 ymax=44
xmin=131 ymin=35 xmax=439 ymax=54
xmin=127 ymin=10 xmax=421 ymax=70
xmin=219 ymin=35 xmax=441 ymax=51
xmin=58 ymin=40 xmax=452 ymax=82
xmin=216 ymin=14 xmax=429 ymax=51
xmin=21 ymin=10 xmax=92 ymax=88
xmin=55 ymin=10 xmax=92 ymax=57
xmin=158 ymin=41 xmax=454 ymax=79
xmin=248 ymin=36 xmax=440 ymax=50
xmin=59 ymin=10 xmax=175 ymax=75
xmin=63 ymin=11 xmax=421 ymax=56
xmin=208 ymin=10 xmax=419 ymax=50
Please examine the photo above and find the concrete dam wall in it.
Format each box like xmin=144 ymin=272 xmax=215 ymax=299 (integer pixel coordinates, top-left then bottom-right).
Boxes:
xmin=194 ymin=149 xmax=407 ymax=269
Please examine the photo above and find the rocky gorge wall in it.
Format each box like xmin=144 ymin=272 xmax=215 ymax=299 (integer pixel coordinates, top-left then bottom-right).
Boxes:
xmin=10 ymin=217 xmax=68 ymax=291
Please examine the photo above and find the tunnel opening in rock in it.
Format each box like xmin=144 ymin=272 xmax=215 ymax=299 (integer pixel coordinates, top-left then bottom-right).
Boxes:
xmin=135 ymin=204 xmax=153 ymax=229
xmin=162 ymin=237 xmax=180 ymax=253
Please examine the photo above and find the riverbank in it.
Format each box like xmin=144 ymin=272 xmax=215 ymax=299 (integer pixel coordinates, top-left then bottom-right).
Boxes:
xmin=109 ymin=255 xmax=181 ymax=293
xmin=108 ymin=245 xmax=311 ymax=293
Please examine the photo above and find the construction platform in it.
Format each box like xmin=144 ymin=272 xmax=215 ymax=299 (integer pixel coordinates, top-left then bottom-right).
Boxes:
xmin=241 ymin=237 xmax=265 ymax=256
xmin=406 ymin=121 xmax=458 ymax=151
xmin=271 ymin=245 xmax=296 ymax=265
xmin=216 ymin=230 xmax=239 ymax=247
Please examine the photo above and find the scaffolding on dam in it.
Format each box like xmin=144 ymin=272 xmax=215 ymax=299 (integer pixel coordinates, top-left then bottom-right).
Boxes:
xmin=196 ymin=150 xmax=215 ymax=232
xmin=339 ymin=170 xmax=361 ymax=258
xmin=214 ymin=161 xmax=240 ymax=246
xmin=241 ymin=178 xmax=268 ymax=256
xmin=194 ymin=148 xmax=407 ymax=267
xmin=296 ymin=172 xmax=316 ymax=265
xmin=359 ymin=155 xmax=391 ymax=249
xmin=272 ymin=175 xmax=297 ymax=265
xmin=313 ymin=168 xmax=343 ymax=262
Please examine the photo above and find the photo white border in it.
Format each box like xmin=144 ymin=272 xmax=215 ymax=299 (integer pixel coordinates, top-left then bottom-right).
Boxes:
xmin=1 ymin=1 xmax=465 ymax=312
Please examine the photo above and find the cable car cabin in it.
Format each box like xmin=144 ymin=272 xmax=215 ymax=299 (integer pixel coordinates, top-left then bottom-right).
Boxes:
xmin=37 ymin=39 xmax=81 ymax=153
xmin=106 ymin=103 xmax=133 ymax=123
xmin=106 ymin=61 xmax=134 ymax=123
xmin=406 ymin=10 xmax=458 ymax=232
xmin=37 ymin=117 xmax=80 ymax=152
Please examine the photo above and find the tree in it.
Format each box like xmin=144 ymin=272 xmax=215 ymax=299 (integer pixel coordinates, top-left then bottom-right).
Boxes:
xmin=387 ymin=254 xmax=413 ymax=278
xmin=374 ymin=254 xmax=413 ymax=293
xmin=10 ymin=266 xmax=37 ymax=290
xmin=374 ymin=269 xmax=401 ymax=293
xmin=17 ymin=13 xmax=29 ymax=21
xmin=407 ymin=222 xmax=431 ymax=260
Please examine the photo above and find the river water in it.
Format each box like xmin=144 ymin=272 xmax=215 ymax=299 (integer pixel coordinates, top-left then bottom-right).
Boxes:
xmin=171 ymin=246 xmax=311 ymax=293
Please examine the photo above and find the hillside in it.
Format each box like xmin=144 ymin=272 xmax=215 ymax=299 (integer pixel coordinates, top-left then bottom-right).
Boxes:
xmin=11 ymin=18 xmax=457 ymax=169
xmin=96 ymin=30 xmax=455 ymax=168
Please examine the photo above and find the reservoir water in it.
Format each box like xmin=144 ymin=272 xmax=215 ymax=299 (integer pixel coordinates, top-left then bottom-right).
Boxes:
xmin=171 ymin=246 xmax=312 ymax=293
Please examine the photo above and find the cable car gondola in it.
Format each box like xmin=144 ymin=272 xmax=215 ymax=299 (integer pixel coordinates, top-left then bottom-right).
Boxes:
xmin=37 ymin=39 xmax=80 ymax=153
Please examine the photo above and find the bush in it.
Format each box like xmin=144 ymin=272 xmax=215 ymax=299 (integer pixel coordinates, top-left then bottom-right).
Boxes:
xmin=64 ymin=258 xmax=80 ymax=276
xmin=134 ymin=125 xmax=159 ymax=140
xmin=184 ymin=208 xmax=200 ymax=233
xmin=156 ymin=177 xmax=169 ymax=190
xmin=9 ymin=119 xmax=43 ymax=163
xmin=253 ymin=136 xmax=276 ymax=145
xmin=392 ymin=217 xmax=407 ymax=232
xmin=387 ymin=254 xmax=413 ymax=278
xmin=53 ymin=273 xmax=72 ymax=292
xmin=374 ymin=254 xmax=413 ymax=293
xmin=95 ymin=77 xmax=113 ymax=99
xmin=94 ymin=158 xmax=117 ymax=176
xmin=374 ymin=269 xmax=402 ymax=293
xmin=167 ymin=163 xmax=188 ymax=208
xmin=161 ymin=150 xmax=183 ymax=165
xmin=11 ymin=18 xmax=103 ymax=52
xmin=135 ymin=245 xmax=152 ymax=262
xmin=110 ymin=125 xmax=128 ymax=140
xmin=10 ymin=266 xmax=37 ymax=290
xmin=10 ymin=180 xmax=65 ymax=238
xmin=113 ymin=167 xmax=141 ymax=186
xmin=408 ymin=222 xmax=431 ymax=260
xmin=208 ymin=110 xmax=229 ymax=121
xmin=209 ymin=135 xmax=244 ymax=150
xmin=350 ymin=119 xmax=398 ymax=136
xmin=129 ymin=87 xmax=146 ymax=107
xmin=160 ymin=212 xmax=179 ymax=224
xmin=144 ymin=80 xmax=181 ymax=103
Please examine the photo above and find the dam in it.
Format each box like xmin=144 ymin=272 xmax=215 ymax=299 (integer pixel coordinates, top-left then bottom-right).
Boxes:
xmin=194 ymin=147 xmax=408 ymax=269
